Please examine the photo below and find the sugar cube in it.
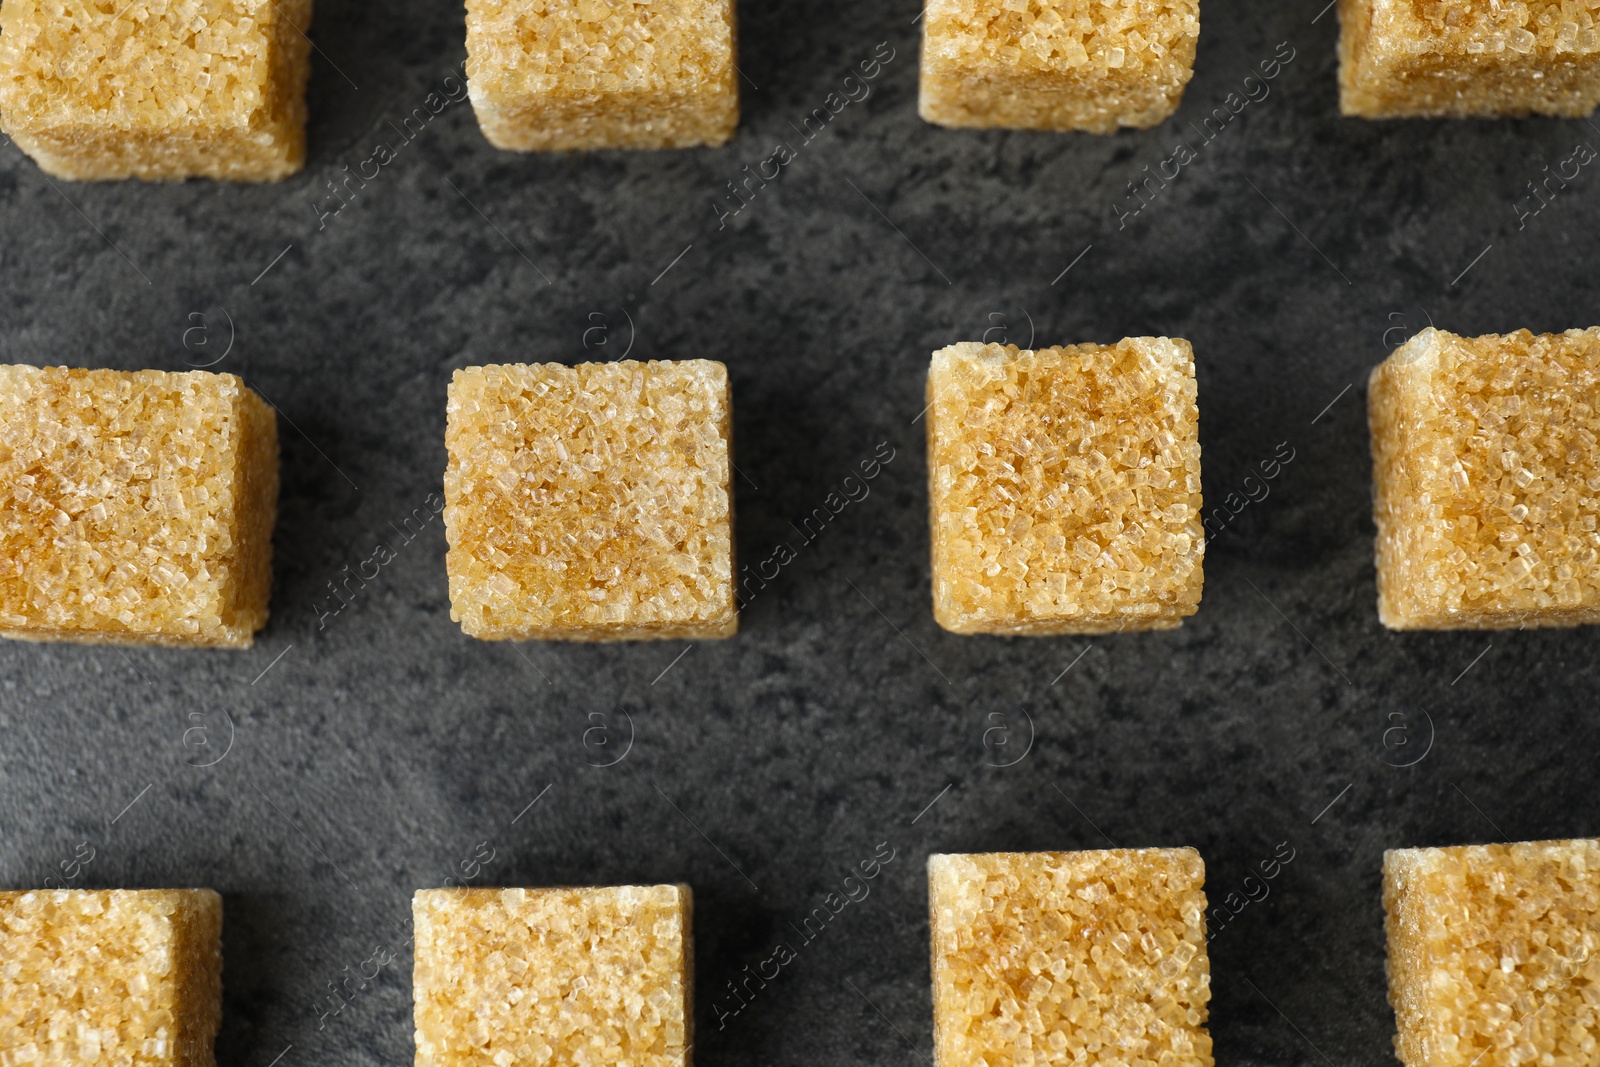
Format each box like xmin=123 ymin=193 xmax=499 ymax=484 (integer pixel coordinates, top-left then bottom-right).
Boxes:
xmin=1384 ymin=838 xmax=1600 ymax=1067
xmin=919 ymin=0 xmax=1201 ymax=133
xmin=0 ymin=889 xmax=223 ymax=1066
xmin=465 ymin=0 xmax=738 ymax=151
xmin=1339 ymin=0 xmax=1600 ymax=119
xmin=413 ymin=885 xmax=692 ymax=1067
xmin=444 ymin=360 xmax=736 ymax=641
xmin=1369 ymin=327 xmax=1600 ymax=630
xmin=929 ymin=849 xmax=1213 ymax=1067
xmin=0 ymin=365 xmax=278 ymax=648
xmin=0 ymin=0 xmax=314 ymax=181
xmin=927 ymin=340 xmax=1204 ymax=635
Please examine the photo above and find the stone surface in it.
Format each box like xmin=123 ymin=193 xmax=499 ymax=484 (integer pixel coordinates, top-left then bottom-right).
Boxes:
xmin=466 ymin=0 xmax=737 ymax=150
xmin=0 ymin=0 xmax=313 ymax=181
xmin=0 ymin=1 xmax=1597 ymax=1066
xmin=0 ymin=888 xmax=223 ymax=1066
xmin=1384 ymin=839 xmax=1600 ymax=1067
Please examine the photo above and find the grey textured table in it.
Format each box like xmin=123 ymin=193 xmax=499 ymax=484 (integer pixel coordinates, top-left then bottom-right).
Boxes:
xmin=3 ymin=0 xmax=1599 ymax=1063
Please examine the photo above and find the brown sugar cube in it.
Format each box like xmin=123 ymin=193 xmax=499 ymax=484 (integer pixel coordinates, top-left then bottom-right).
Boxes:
xmin=1369 ymin=327 xmax=1600 ymax=630
xmin=929 ymin=849 xmax=1213 ymax=1067
xmin=918 ymin=0 xmax=1200 ymax=133
xmin=413 ymin=885 xmax=692 ymax=1067
xmin=1339 ymin=0 xmax=1600 ymax=118
xmin=1384 ymin=838 xmax=1600 ymax=1067
xmin=927 ymin=340 xmax=1204 ymax=636
xmin=0 ymin=365 xmax=278 ymax=648
xmin=444 ymin=360 xmax=735 ymax=641
xmin=465 ymin=0 xmax=738 ymax=151
xmin=0 ymin=0 xmax=314 ymax=181
xmin=0 ymin=889 xmax=223 ymax=1066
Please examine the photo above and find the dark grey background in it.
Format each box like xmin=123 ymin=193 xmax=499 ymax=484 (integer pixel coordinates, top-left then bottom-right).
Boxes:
xmin=2 ymin=0 xmax=1597 ymax=1063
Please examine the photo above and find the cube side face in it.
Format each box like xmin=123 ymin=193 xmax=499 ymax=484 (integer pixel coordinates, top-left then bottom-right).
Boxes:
xmin=0 ymin=366 xmax=278 ymax=648
xmin=169 ymin=890 xmax=225 ymax=1067
xmin=927 ymin=340 xmax=1204 ymax=636
xmin=444 ymin=360 xmax=736 ymax=641
xmin=1339 ymin=0 xmax=1600 ymax=118
xmin=0 ymin=0 xmax=312 ymax=181
xmin=466 ymin=0 xmax=737 ymax=151
xmin=413 ymin=885 xmax=692 ymax=1067
xmin=0 ymin=889 xmax=223 ymax=1067
xmin=1369 ymin=343 xmax=1433 ymax=629
xmin=929 ymin=849 xmax=1212 ymax=1067
xmin=918 ymin=0 xmax=1199 ymax=132
xmin=1369 ymin=328 xmax=1600 ymax=630
xmin=1383 ymin=850 xmax=1439 ymax=1067
xmin=222 ymin=389 xmax=279 ymax=641
xmin=1383 ymin=840 xmax=1600 ymax=1067
xmin=472 ymin=82 xmax=738 ymax=152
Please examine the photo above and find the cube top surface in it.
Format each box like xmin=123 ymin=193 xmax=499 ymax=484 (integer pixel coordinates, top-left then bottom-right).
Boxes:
xmin=1384 ymin=838 xmax=1600 ymax=1067
xmin=464 ymin=0 xmax=739 ymax=150
xmin=413 ymin=885 xmax=691 ymax=1067
xmin=413 ymin=882 xmax=690 ymax=915
xmin=0 ymin=0 xmax=311 ymax=179
xmin=466 ymin=0 xmax=735 ymax=96
xmin=922 ymin=0 xmax=1199 ymax=77
xmin=1339 ymin=0 xmax=1600 ymax=117
xmin=926 ymin=340 xmax=1204 ymax=635
xmin=0 ymin=888 xmax=223 ymax=1067
xmin=1369 ymin=327 xmax=1600 ymax=630
xmin=929 ymin=848 xmax=1212 ymax=1067
xmin=0 ymin=364 xmax=278 ymax=648
xmin=919 ymin=0 xmax=1200 ymax=131
xmin=1386 ymin=835 xmax=1600 ymax=869
xmin=443 ymin=359 xmax=735 ymax=641
xmin=1349 ymin=0 xmax=1599 ymax=61
xmin=0 ymin=0 xmax=299 ymax=130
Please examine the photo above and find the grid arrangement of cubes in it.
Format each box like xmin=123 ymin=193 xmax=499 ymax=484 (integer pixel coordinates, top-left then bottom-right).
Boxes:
xmin=465 ymin=0 xmax=738 ymax=151
xmin=0 ymin=0 xmax=314 ymax=181
xmin=413 ymin=885 xmax=693 ymax=1067
xmin=926 ymin=340 xmax=1204 ymax=635
xmin=918 ymin=0 xmax=1201 ymax=132
xmin=0 ymin=889 xmax=223 ymax=1066
xmin=1384 ymin=838 xmax=1600 ymax=1067
xmin=1369 ymin=327 xmax=1600 ymax=630
xmin=443 ymin=359 xmax=736 ymax=641
xmin=0 ymin=365 xmax=279 ymax=648
xmin=1338 ymin=0 xmax=1600 ymax=119
xmin=929 ymin=849 xmax=1213 ymax=1067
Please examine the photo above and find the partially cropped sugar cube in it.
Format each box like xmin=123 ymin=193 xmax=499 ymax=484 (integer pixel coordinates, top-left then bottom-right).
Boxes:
xmin=919 ymin=0 xmax=1200 ymax=132
xmin=929 ymin=849 xmax=1212 ymax=1067
xmin=1369 ymin=327 xmax=1600 ymax=630
xmin=444 ymin=360 xmax=735 ymax=641
xmin=413 ymin=885 xmax=692 ymax=1067
xmin=1384 ymin=839 xmax=1600 ymax=1067
xmin=0 ymin=889 xmax=223 ymax=1066
xmin=465 ymin=0 xmax=738 ymax=151
xmin=0 ymin=0 xmax=313 ymax=181
xmin=1339 ymin=0 xmax=1600 ymax=118
xmin=0 ymin=365 xmax=278 ymax=648
xmin=927 ymin=340 xmax=1204 ymax=635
